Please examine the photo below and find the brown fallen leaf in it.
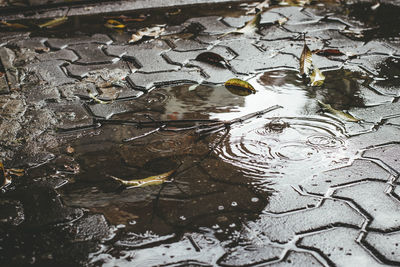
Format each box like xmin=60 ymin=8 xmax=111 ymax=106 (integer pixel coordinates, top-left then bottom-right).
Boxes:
xmin=313 ymin=49 xmax=345 ymax=57
xmin=195 ymin=52 xmax=227 ymax=68
xmin=1 ymin=20 xmax=28 ymax=29
xmin=300 ymin=43 xmax=312 ymax=77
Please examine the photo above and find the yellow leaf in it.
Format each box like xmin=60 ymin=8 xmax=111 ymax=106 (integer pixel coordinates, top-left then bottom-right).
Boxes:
xmin=104 ymin=19 xmax=126 ymax=29
xmin=110 ymin=170 xmax=175 ymax=188
xmin=39 ymin=16 xmax=68 ymax=28
xmin=224 ymin=78 xmax=256 ymax=96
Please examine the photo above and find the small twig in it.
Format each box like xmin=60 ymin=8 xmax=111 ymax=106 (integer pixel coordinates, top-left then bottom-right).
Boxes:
xmin=123 ymin=125 xmax=166 ymax=142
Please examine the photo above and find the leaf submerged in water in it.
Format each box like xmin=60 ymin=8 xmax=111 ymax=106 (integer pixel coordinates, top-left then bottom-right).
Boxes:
xmin=39 ymin=16 xmax=68 ymax=28
xmin=317 ymin=100 xmax=360 ymax=122
xmin=224 ymin=78 xmax=256 ymax=96
xmin=104 ymin=19 xmax=126 ymax=29
xmin=110 ymin=170 xmax=175 ymax=188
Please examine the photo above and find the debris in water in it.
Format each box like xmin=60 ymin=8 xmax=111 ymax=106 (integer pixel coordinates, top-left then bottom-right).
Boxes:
xmin=109 ymin=170 xmax=175 ymax=188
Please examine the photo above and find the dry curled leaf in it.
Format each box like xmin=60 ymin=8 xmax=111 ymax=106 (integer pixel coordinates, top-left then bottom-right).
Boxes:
xmin=104 ymin=19 xmax=126 ymax=29
xmin=310 ymin=67 xmax=325 ymax=86
xmin=110 ymin=170 xmax=175 ymax=188
xmin=318 ymin=100 xmax=360 ymax=122
xmin=39 ymin=16 xmax=68 ymax=28
xmin=300 ymin=43 xmax=312 ymax=77
xmin=224 ymin=78 xmax=256 ymax=96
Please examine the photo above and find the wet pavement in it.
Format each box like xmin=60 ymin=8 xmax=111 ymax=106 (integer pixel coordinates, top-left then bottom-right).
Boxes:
xmin=1 ymin=0 xmax=400 ymax=266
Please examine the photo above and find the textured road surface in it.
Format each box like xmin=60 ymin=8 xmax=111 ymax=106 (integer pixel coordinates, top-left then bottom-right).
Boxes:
xmin=1 ymin=0 xmax=400 ymax=266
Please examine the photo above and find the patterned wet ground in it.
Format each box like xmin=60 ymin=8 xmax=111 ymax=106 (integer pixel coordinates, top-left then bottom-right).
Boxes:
xmin=1 ymin=1 xmax=400 ymax=266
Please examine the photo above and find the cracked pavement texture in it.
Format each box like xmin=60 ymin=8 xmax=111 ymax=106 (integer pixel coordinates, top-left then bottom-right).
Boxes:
xmin=1 ymin=0 xmax=400 ymax=266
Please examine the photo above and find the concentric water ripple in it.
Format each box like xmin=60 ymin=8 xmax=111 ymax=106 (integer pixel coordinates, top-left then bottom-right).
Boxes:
xmin=215 ymin=116 xmax=348 ymax=181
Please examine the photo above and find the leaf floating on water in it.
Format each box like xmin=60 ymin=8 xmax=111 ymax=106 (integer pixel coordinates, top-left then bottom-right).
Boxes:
xmin=310 ymin=67 xmax=325 ymax=87
xmin=129 ymin=26 xmax=165 ymax=43
xmin=39 ymin=16 xmax=68 ymax=28
xmin=110 ymin=170 xmax=175 ymax=188
xmin=219 ymin=11 xmax=261 ymax=38
xmin=224 ymin=78 xmax=256 ymax=96
xmin=300 ymin=43 xmax=312 ymax=77
xmin=317 ymin=100 xmax=360 ymax=122
xmin=104 ymin=19 xmax=126 ymax=29
xmin=1 ymin=20 xmax=28 ymax=29
xmin=195 ymin=52 xmax=227 ymax=67
xmin=313 ymin=49 xmax=345 ymax=57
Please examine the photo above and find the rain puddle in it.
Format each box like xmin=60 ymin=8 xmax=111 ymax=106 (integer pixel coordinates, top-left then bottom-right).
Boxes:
xmin=55 ymin=68 xmax=375 ymax=263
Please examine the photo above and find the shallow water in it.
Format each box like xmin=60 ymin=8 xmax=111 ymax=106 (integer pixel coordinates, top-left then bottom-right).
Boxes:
xmin=55 ymin=67 xmax=373 ymax=264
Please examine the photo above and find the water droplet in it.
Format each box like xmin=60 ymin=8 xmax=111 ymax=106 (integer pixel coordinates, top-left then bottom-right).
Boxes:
xmin=231 ymin=201 xmax=238 ymax=207
xmin=212 ymin=224 xmax=220 ymax=229
xmin=128 ymin=220 xmax=137 ymax=225
xmin=229 ymin=223 xmax=236 ymax=228
xmin=218 ymin=205 xmax=224 ymax=210
xmin=179 ymin=216 xmax=186 ymax=221
xmin=251 ymin=197 xmax=259 ymax=202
